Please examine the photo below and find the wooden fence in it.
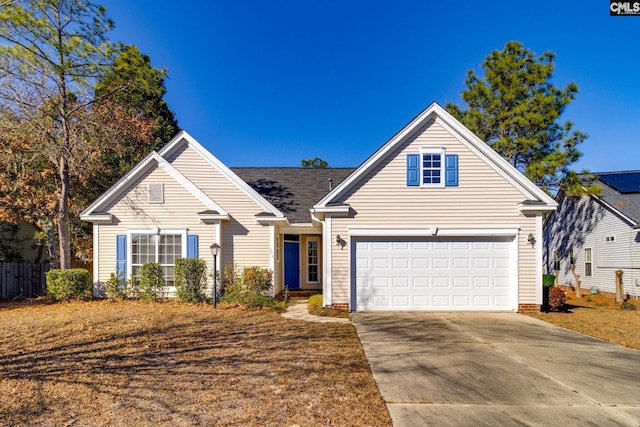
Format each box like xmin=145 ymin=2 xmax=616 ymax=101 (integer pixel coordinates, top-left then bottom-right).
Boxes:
xmin=0 ymin=262 xmax=50 ymax=300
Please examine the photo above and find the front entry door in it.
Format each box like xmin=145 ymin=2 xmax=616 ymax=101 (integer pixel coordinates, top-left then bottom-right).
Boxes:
xmin=284 ymin=241 xmax=300 ymax=289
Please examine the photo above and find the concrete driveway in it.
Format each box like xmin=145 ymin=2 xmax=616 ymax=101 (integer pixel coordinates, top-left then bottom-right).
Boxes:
xmin=352 ymin=312 xmax=640 ymax=426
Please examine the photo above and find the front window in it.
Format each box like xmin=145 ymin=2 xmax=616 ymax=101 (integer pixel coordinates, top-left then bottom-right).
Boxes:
xmin=131 ymin=233 xmax=183 ymax=285
xmin=307 ymin=240 xmax=319 ymax=283
xmin=421 ymin=148 xmax=445 ymax=187
xmin=584 ymin=248 xmax=592 ymax=277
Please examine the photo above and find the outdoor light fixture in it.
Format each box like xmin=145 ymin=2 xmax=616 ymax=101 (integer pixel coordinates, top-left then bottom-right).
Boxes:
xmin=527 ymin=233 xmax=536 ymax=247
xmin=336 ymin=235 xmax=341 ymax=246
xmin=210 ymin=243 xmax=221 ymax=308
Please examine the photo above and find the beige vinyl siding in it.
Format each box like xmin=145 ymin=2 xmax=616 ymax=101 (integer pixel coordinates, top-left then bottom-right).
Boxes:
xmin=96 ymin=166 xmax=215 ymax=290
xmin=330 ymin=119 xmax=538 ymax=306
xmin=165 ymin=143 xmax=271 ymax=271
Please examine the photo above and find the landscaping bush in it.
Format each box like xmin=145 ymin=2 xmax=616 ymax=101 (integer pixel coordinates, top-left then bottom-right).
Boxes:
xmin=105 ymin=271 xmax=131 ymax=300
xmin=174 ymin=258 xmax=207 ymax=303
xmin=308 ymin=294 xmax=323 ymax=310
xmin=220 ymin=265 xmax=283 ymax=310
xmin=46 ymin=268 xmax=92 ymax=300
xmin=548 ymin=286 xmax=566 ymax=311
xmin=137 ymin=263 xmax=164 ymax=301
xmin=242 ymin=266 xmax=273 ymax=295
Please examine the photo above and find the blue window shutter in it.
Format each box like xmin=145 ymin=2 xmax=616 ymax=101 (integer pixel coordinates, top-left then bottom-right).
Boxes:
xmin=116 ymin=235 xmax=126 ymax=277
xmin=445 ymin=154 xmax=458 ymax=187
xmin=406 ymin=154 xmax=420 ymax=186
xmin=187 ymin=234 xmax=199 ymax=258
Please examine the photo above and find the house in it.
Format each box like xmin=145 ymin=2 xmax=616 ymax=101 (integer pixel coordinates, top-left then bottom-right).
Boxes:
xmin=543 ymin=171 xmax=640 ymax=297
xmin=0 ymin=221 xmax=43 ymax=263
xmin=81 ymin=102 xmax=557 ymax=311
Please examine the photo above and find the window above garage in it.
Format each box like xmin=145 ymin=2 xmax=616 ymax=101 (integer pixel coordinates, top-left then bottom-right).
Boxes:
xmin=406 ymin=148 xmax=458 ymax=187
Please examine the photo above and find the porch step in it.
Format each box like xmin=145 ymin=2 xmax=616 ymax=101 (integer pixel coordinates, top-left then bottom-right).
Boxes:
xmin=277 ymin=290 xmax=320 ymax=298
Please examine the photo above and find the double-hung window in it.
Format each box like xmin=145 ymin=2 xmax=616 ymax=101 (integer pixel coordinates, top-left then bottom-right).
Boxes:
xmin=584 ymin=248 xmax=592 ymax=277
xmin=421 ymin=149 xmax=443 ymax=186
xmin=406 ymin=148 xmax=457 ymax=187
xmin=130 ymin=231 xmax=185 ymax=286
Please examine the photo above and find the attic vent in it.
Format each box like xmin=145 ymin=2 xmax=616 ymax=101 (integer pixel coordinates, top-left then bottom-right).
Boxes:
xmin=606 ymin=235 xmax=615 ymax=242
xmin=149 ymin=183 xmax=164 ymax=203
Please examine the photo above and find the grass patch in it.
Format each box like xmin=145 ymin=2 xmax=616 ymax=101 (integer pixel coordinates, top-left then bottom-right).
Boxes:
xmin=529 ymin=290 xmax=640 ymax=350
xmin=0 ymin=299 xmax=390 ymax=426
xmin=308 ymin=294 xmax=350 ymax=318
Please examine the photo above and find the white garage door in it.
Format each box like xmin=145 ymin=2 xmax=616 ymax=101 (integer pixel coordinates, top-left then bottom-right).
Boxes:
xmin=353 ymin=237 xmax=515 ymax=311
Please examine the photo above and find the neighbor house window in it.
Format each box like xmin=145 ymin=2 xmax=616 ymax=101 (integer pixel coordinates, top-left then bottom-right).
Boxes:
xmin=606 ymin=236 xmax=615 ymax=243
xmin=307 ymin=238 xmax=319 ymax=283
xmin=584 ymin=248 xmax=592 ymax=277
xmin=131 ymin=232 xmax=183 ymax=285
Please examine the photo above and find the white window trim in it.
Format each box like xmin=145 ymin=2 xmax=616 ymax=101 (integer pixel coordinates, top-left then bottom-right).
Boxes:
xmin=420 ymin=147 xmax=445 ymax=188
xmin=148 ymin=183 xmax=164 ymax=204
xmin=307 ymin=237 xmax=320 ymax=284
xmin=584 ymin=247 xmax=593 ymax=277
xmin=606 ymin=235 xmax=616 ymax=243
xmin=126 ymin=229 xmax=187 ymax=281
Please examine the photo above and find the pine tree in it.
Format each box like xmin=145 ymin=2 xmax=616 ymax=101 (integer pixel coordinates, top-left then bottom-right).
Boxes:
xmin=446 ymin=41 xmax=596 ymax=195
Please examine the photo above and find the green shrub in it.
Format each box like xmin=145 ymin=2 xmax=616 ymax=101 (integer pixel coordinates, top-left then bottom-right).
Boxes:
xmin=105 ymin=271 xmax=130 ymax=300
xmin=220 ymin=265 xmax=282 ymax=310
xmin=620 ymin=300 xmax=636 ymax=310
xmin=137 ymin=262 xmax=164 ymax=301
xmin=548 ymin=286 xmax=566 ymax=311
xmin=174 ymin=258 xmax=207 ymax=303
xmin=242 ymin=266 xmax=272 ymax=295
xmin=308 ymin=294 xmax=323 ymax=310
xmin=222 ymin=261 xmax=242 ymax=296
xmin=46 ymin=268 xmax=93 ymax=301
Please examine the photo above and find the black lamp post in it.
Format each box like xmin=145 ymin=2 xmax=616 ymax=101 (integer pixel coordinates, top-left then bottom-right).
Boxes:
xmin=210 ymin=243 xmax=221 ymax=307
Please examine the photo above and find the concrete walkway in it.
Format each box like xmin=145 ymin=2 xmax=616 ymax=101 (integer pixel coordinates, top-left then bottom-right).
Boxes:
xmin=281 ymin=298 xmax=351 ymax=323
xmin=352 ymin=311 xmax=640 ymax=426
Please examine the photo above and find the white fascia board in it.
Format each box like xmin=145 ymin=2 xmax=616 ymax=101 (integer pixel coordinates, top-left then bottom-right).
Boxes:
xmin=153 ymin=153 xmax=228 ymax=215
xmin=349 ymin=227 xmax=519 ymax=237
xmin=316 ymin=102 xmax=556 ymax=209
xmin=160 ymin=131 xmax=285 ymax=219
xmin=312 ymin=205 xmax=350 ymax=213
xmin=518 ymin=203 xmax=558 ymax=213
xmin=80 ymin=213 xmax=113 ymax=222
xmin=80 ymin=150 xmax=159 ymax=217
xmin=198 ymin=213 xmax=229 ymax=221
xmin=316 ymin=105 xmax=438 ymax=207
xmin=431 ymin=108 xmax=556 ymax=206
xmin=592 ymin=195 xmax=637 ymax=227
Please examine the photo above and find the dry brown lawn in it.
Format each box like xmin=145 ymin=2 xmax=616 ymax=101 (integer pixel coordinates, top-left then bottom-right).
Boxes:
xmin=0 ymin=299 xmax=391 ymax=427
xmin=528 ymin=290 xmax=640 ymax=350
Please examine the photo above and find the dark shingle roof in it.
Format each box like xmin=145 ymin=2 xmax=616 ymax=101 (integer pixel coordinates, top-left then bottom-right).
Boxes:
xmin=581 ymin=171 xmax=640 ymax=226
xmin=231 ymin=167 xmax=355 ymax=224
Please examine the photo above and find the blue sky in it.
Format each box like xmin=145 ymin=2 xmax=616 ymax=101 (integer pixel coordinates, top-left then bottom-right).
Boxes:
xmin=103 ymin=1 xmax=640 ymax=172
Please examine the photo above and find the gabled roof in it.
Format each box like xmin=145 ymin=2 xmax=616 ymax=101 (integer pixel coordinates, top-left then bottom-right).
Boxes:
xmin=80 ymin=151 xmax=228 ymax=221
xmin=314 ymin=102 xmax=557 ymax=211
xmin=159 ymin=131 xmax=285 ymax=219
xmin=580 ymin=171 xmax=640 ymax=227
xmin=232 ymin=167 xmax=355 ymax=224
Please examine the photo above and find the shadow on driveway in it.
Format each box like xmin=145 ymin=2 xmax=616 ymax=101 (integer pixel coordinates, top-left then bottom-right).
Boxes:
xmin=352 ymin=312 xmax=640 ymax=426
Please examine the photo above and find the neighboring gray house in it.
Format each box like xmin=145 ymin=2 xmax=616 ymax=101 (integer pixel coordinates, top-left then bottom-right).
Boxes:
xmin=544 ymin=171 xmax=640 ymax=297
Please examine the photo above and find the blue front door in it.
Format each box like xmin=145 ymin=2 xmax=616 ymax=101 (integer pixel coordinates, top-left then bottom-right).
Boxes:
xmin=284 ymin=241 xmax=300 ymax=289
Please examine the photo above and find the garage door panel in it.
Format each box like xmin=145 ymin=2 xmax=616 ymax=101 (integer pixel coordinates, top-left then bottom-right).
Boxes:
xmin=354 ymin=237 xmax=515 ymax=311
